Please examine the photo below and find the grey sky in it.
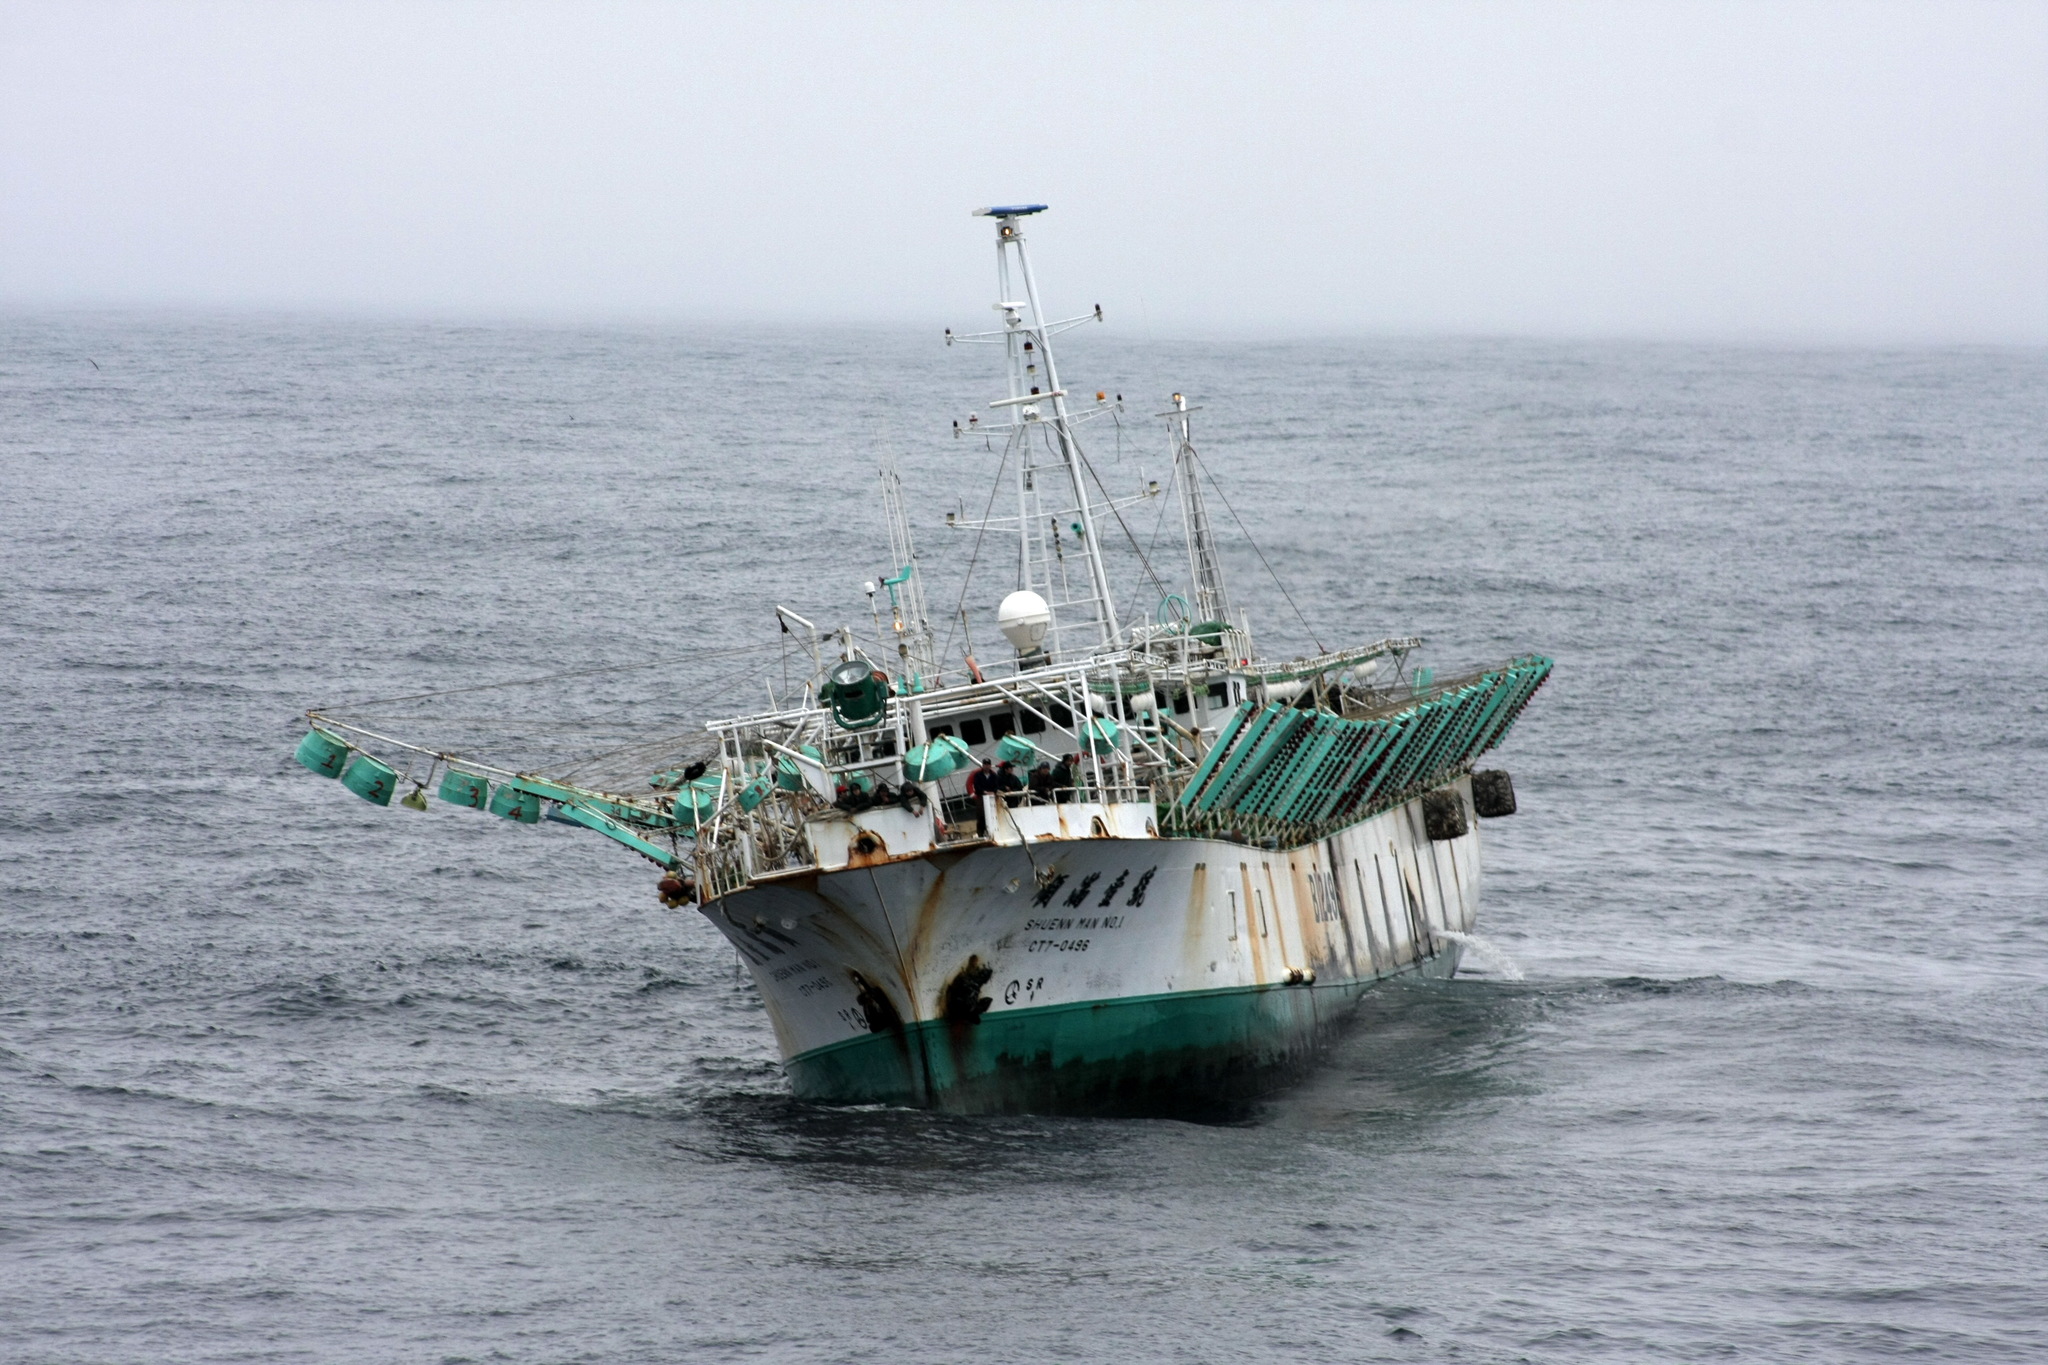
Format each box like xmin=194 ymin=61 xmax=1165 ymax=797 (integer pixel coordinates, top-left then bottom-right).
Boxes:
xmin=2 ymin=1 xmax=2042 ymax=340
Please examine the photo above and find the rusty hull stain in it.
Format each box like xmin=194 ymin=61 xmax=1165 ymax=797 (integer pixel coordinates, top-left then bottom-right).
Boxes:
xmin=1182 ymin=861 xmax=1212 ymax=980
xmin=1287 ymin=855 xmax=1334 ymax=977
xmin=845 ymin=829 xmax=889 ymax=868
xmin=1237 ymin=861 xmax=1265 ymax=983
xmin=844 ymin=965 xmax=917 ymax=1079
xmin=938 ymin=952 xmax=995 ymax=1079
xmin=940 ymin=954 xmax=994 ymax=1028
xmin=847 ymin=968 xmax=905 ymax=1034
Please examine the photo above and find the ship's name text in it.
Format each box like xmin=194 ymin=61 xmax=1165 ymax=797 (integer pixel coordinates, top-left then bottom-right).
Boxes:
xmin=1025 ymin=916 xmax=1122 ymax=932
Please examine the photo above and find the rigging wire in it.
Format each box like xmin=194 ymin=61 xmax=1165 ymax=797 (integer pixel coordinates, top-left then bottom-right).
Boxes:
xmin=1188 ymin=446 xmax=1326 ymax=653
xmin=1141 ymin=461 xmax=1181 ymax=564
xmin=1071 ymin=433 xmax=1170 ymax=614
xmin=553 ymin=728 xmax=710 ymax=781
xmin=319 ymin=642 xmax=782 ymax=712
xmin=936 ymin=429 xmax=1013 ymax=670
xmin=322 ymin=716 xmax=689 ymax=732
xmin=328 ymin=646 xmax=784 ymax=787
xmin=550 ymin=652 xmax=784 ymax=779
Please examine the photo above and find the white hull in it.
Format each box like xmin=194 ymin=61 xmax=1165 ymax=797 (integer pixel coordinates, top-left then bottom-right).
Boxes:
xmin=699 ymin=777 xmax=1481 ymax=1110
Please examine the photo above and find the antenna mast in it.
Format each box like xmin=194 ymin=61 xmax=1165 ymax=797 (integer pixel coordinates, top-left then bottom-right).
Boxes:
xmin=1168 ymin=393 xmax=1232 ymax=627
xmin=972 ymin=205 xmax=1120 ymax=660
xmin=877 ymin=462 xmax=938 ymax=689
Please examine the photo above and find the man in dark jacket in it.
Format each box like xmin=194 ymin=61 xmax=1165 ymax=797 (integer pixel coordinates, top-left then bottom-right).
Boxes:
xmin=1028 ymin=762 xmax=1055 ymax=801
xmin=965 ymin=761 xmax=998 ymax=799
xmin=994 ymin=761 xmax=1024 ymax=803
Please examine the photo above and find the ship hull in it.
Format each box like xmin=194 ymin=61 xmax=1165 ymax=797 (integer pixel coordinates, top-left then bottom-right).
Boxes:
xmin=785 ymin=962 xmax=1459 ymax=1116
xmin=698 ymin=778 xmax=1482 ymax=1115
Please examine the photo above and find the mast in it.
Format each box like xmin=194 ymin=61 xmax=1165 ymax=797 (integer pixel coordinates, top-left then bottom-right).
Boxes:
xmin=877 ymin=462 xmax=938 ymax=688
xmin=1167 ymin=393 xmax=1232 ymax=627
xmin=973 ymin=205 xmax=1120 ymax=660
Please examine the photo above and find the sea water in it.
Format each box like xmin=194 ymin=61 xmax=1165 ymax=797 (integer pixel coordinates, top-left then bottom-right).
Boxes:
xmin=2 ymin=314 xmax=2044 ymax=1362
xmin=1432 ymin=931 xmax=1524 ymax=982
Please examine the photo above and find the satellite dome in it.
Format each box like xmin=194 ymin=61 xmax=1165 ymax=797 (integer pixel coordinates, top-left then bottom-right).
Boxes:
xmin=997 ymin=590 xmax=1052 ymax=653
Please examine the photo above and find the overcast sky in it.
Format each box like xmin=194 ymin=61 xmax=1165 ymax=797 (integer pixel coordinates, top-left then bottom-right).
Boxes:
xmin=2 ymin=1 xmax=2043 ymax=340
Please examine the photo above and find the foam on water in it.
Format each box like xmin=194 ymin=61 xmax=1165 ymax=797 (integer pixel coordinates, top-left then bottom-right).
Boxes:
xmin=1435 ymin=928 xmax=1526 ymax=981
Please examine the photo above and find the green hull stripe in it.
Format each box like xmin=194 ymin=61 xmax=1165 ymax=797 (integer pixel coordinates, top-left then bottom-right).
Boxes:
xmin=783 ymin=966 xmax=1445 ymax=1115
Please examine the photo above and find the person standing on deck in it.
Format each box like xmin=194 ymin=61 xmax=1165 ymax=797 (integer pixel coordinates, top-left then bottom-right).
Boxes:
xmin=994 ymin=761 xmax=1024 ymax=805
xmin=965 ymin=760 xmax=997 ymax=799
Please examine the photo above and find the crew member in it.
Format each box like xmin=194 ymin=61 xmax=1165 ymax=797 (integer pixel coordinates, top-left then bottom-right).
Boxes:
xmin=1028 ymin=762 xmax=1056 ymax=801
xmin=995 ymin=760 xmax=1024 ymax=804
xmin=965 ymin=760 xmax=998 ymax=799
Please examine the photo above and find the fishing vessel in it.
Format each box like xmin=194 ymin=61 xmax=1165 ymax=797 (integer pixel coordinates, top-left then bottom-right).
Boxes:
xmin=295 ymin=205 xmax=1550 ymax=1116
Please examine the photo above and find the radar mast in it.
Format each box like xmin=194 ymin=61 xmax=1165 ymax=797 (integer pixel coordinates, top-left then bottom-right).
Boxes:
xmin=1166 ymin=392 xmax=1233 ymax=631
xmin=967 ymin=205 xmax=1119 ymax=662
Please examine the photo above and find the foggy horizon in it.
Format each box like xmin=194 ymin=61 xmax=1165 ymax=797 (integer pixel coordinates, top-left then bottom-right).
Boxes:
xmin=3 ymin=1 xmax=2044 ymax=345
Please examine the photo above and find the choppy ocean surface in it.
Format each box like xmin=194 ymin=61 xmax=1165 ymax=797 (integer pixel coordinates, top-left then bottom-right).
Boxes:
xmin=2 ymin=313 xmax=2044 ymax=1363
